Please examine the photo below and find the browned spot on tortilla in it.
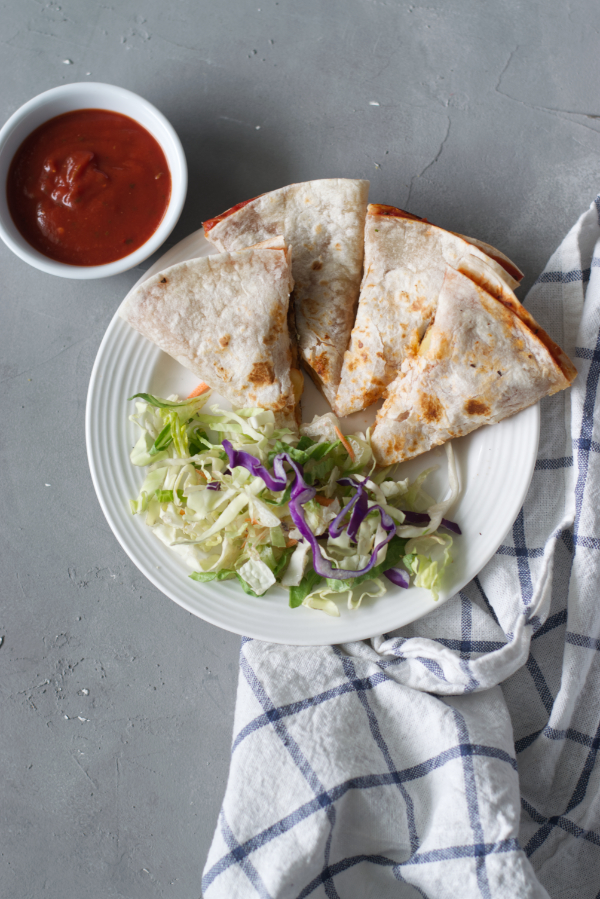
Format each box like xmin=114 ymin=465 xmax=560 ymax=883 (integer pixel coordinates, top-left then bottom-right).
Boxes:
xmin=425 ymin=331 xmax=449 ymax=361
xmin=215 ymin=364 xmax=231 ymax=382
xmin=408 ymin=328 xmax=421 ymax=354
xmin=465 ymin=399 xmax=489 ymax=416
xmin=219 ymin=334 xmax=231 ymax=348
xmin=248 ymin=362 xmax=275 ymax=385
xmin=262 ymin=305 xmax=285 ymax=345
xmin=420 ymin=393 xmax=443 ymax=423
xmin=160 ymin=277 xmax=167 ymax=284
xmin=346 ymin=357 xmax=359 ymax=373
xmin=368 ymin=204 xmax=429 ymax=223
xmin=311 ymin=260 xmax=323 ymax=271
xmin=392 ymin=434 xmax=407 ymax=454
xmin=358 ymin=385 xmax=386 ymax=407
xmin=397 ymin=410 xmax=410 ymax=423
xmin=358 ymin=341 xmax=364 ymax=349
xmin=312 ymin=353 xmax=330 ymax=381
xmin=411 ymin=295 xmax=429 ymax=313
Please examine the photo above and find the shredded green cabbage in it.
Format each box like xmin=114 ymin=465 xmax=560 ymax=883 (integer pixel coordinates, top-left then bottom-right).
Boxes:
xmin=128 ymin=391 xmax=459 ymax=615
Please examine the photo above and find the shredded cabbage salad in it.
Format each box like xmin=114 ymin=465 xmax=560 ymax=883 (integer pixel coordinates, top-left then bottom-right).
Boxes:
xmin=127 ymin=390 xmax=461 ymax=617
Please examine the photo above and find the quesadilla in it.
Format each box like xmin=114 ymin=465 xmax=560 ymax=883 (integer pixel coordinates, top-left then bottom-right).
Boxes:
xmin=203 ymin=179 xmax=370 ymax=407
xmin=334 ymin=205 xmax=524 ymax=417
xmin=370 ymin=267 xmax=576 ymax=466
xmin=119 ymin=239 xmax=303 ymax=424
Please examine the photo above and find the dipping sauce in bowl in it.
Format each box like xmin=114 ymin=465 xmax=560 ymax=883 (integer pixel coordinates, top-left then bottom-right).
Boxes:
xmin=7 ymin=108 xmax=172 ymax=266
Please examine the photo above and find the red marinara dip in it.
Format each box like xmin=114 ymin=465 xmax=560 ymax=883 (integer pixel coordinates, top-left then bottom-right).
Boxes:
xmin=7 ymin=109 xmax=171 ymax=266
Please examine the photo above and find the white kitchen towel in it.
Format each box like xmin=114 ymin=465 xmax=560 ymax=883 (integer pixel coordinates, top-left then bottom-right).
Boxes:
xmin=202 ymin=196 xmax=600 ymax=898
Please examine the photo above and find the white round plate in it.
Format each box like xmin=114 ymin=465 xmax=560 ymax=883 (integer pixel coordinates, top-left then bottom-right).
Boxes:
xmin=86 ymin=230 xmax=540 ymax=645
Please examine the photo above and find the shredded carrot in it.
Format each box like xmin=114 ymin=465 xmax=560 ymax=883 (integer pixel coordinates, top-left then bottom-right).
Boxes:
xmin=334 ymin=425 xmax=355 ymax=462
xmin=187 ymin=382 xmax=210 ymax=399
xmin=286 ymin=538 xmax=298 ymax=547
xmin=314 ymin=495 xmax=335 ymax=506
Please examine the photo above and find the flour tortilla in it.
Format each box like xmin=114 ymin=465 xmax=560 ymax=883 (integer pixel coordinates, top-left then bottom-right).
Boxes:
xmin=334 ymin=205 xmax=524 ymax=417
xmin=455 ymin=252 xmax=575 ymax=381
xmin=119 ymin=240 xmax=303 ymax=424
xmin=452 ymin=233 xmax=523 ymax=287
xmin=203 ymin=179 xmax=369 ymax=407
xmin=371 ymin=267 xmax=576 ymax=466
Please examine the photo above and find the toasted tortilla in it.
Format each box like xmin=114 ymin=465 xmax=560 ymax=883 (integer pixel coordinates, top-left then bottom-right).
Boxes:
xmin=203 ymin=179 xmax=369 ymax=407
xmin=119 ymin=240 xmax=303 ymax=424
xmin=370 ymin=267 xmax=575 ymax=466
xmin=452 ymin=233 xmax=523 ymax=287
xmin=334 ymin=204 xmax=524 ymax=417
xmin=359 ymin=206 xmax=524 ymax=287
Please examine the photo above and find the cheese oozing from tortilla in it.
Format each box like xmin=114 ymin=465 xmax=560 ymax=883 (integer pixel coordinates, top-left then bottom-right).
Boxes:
xmin=203 ymin=179 xmax=369 ymax=408
xmin=334 ymin=205 xmax=524 ymax=417
xmin=119 ymin=241 xmax=302 ymax=425
xmin=370 ymin=267 xmax=576 ymax=466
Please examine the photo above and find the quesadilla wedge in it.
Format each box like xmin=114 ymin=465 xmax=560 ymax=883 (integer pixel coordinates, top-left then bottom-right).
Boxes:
xmin=370 ymin=267 xmax=576 ymax=466
xmin=203 ymin=179 xmax=369 ymax=407
xmin=334 ymin=204 xmax=523 ymax=417
xmin=119 ymin=239 xmax=303 ymax=425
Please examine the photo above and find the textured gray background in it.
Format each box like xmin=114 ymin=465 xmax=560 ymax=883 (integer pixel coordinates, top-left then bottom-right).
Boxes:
xmin=1 ymin=1 xmax=599 ymax=897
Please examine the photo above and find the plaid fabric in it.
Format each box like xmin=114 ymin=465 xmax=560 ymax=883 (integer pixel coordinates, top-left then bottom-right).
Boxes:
xmin=202 ymin=197 xmax=600 ymax=898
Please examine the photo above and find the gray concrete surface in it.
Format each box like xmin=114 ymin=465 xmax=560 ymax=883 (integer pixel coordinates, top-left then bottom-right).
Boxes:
xmin=1 ymin=1 xmax=599 ymax=896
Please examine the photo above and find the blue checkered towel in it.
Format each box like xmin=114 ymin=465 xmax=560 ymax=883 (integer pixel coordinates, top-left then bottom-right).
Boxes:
xmin=202 ymin=197 xmax=600 ymax=898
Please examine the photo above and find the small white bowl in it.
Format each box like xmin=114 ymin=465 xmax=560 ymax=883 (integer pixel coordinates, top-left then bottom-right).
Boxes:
xmin=0 ymin=83 xmax=187 ymax=279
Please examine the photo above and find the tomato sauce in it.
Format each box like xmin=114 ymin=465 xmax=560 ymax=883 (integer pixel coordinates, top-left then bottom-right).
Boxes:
xmin=7 ymin=109 xmax=171 ymax=266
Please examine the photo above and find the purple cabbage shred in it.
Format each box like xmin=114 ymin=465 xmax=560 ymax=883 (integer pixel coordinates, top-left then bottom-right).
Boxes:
xmin=222 ymin=441 xmax=396 ymax=580
xmin=401 ymin=510 xmax=461 ymax=535
xmin=383 ymin=568 xmax=410 ymax=589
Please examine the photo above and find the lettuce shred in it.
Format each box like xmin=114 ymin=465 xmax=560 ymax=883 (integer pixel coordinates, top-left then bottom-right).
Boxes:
xmin=128 ymin=393 xmax=459 ymax=615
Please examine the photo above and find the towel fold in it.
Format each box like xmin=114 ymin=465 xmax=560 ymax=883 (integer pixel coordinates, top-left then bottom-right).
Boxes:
xmin=203 ymin=196 xmax=600 ymax=899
